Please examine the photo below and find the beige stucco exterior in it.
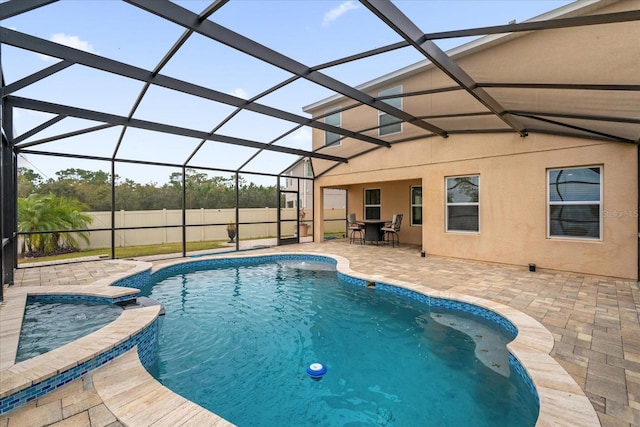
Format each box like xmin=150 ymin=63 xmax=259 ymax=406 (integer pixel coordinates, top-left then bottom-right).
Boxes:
xmin=314 ymin=133 xmax=637 ymax=279
xmin=307 ymin=0 xmax=639 ymax=280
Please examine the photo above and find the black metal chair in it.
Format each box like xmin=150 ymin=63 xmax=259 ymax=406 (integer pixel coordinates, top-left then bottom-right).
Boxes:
xmin=381 ymin=214 xmax=403 ymax=247
xmin=347 ymin=213 xmax=365 ymax=244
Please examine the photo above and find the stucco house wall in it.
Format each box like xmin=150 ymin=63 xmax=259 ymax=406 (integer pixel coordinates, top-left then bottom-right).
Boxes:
xmin=316 ymin=133 xmax=637 ymax=279
xmin=307 ymin=0 xmax=639 ymax=279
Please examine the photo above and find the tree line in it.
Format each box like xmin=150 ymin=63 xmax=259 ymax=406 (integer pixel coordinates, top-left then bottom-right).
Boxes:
xmin=18 ymin=167 xmax=281 ymax=211
xmin=17 ymin=167 xmax=283 ymax=256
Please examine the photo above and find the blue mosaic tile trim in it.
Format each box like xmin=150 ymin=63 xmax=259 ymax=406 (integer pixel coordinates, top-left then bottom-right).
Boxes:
xmin=0 ymin=318 xmax=159 ymax=415
xmin=375 ymin=283 xmax=431 ymax=306
xmin=364 ymin=281 xmax=517 ymax=338
xmin=137 ymin=320 xmax=159 ymax=370
xmin=510 ymin=353 xmax=540 ymax=406
xmin=337 ymin=271 xmax=367 ymax=287
xmin=111 ymin=269 xmax=151 ymax=290
xmin=27 ymin=293 xmax=135 ymax=305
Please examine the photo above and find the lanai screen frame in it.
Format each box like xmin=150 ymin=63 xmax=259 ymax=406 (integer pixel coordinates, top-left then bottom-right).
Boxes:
xmin=1 ymin=0 xmax=640 ymax=299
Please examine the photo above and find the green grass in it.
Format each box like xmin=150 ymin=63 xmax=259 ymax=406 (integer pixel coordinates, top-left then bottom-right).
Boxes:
xmin=324 ymin=232 xmax=345 ymax=239
xmin=19 ymin=240 xmax=228 ymax=264
xmin=19 ymin=233 xmax=342 ymax=265
xmin=19 ymin=248 xmax=111 ymax=263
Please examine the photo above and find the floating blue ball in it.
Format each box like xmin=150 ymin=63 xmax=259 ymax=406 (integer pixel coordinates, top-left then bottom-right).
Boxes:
xmin=306 ymin=363 xmax=327 ymax=379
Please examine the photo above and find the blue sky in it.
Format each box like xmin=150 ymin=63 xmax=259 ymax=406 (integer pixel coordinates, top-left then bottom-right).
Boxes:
xmin=4 ymin=0 xmax=573 ymax=185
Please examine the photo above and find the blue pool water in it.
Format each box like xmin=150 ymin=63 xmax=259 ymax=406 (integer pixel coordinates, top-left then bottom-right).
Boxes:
xmin=16 ymin=300 xmax=123 ymax=363
xmin=142 ymin=259 xmax=538 ymax=426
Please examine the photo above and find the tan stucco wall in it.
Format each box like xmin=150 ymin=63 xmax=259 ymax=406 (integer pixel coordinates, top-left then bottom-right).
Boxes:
xmin=307 ymin=1 xmax=640 ymax=157
xmin=316 ymin=133 xmax=638 ymax=280
xmin=308 ymin=0 xmax=639 ymax=279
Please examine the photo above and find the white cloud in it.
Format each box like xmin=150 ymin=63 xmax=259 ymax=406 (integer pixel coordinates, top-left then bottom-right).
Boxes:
xmin=51 ymin=33 xmax=97 ymax=53
xmin=39 ymin=33 xmax=97 ymax=61
xmin=230 ymin=88 xmax=249 ymax=99
xmin=292 ymin=128 xmax=311 ymax=144
xmin=322 ymin=1 xmax=359 ymax=27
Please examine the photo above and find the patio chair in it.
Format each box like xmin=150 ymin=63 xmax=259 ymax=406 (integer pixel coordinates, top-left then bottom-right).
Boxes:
xmin=381 ymin=214 xmax=403 ymax=247
xmin=347 ymin=213 xmax=365 ymax=244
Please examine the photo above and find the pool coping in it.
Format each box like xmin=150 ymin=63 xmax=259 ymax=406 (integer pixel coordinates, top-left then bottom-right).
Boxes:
xmin=0 ymin=252 xmax=600 ymax=426
xmin=92 ymin=347 xmax=230 ymax=426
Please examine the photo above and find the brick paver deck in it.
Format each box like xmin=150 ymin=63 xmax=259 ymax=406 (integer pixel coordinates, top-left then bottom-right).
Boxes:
xmin=1 ymin=240 xmax=639 ymax=426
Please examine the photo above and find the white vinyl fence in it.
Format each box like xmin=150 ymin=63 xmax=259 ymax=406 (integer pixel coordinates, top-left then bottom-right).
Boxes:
xmin=71 ymin=208 xmax=346 ymax=250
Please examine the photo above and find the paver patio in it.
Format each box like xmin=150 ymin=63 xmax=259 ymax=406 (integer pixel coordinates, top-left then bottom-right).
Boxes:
xmin=1 ymin=239 xmax=639 ymax=426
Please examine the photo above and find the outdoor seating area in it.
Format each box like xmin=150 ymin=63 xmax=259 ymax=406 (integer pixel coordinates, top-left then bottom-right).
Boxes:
xmin=349 ymin=214 xmax=404 ymax=247
xmin=348 ymin=213 xmax=403 ymax=247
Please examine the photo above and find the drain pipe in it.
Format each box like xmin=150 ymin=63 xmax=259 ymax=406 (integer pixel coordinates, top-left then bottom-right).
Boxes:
xmin=637 ymin=144 xmax=639 ymax=282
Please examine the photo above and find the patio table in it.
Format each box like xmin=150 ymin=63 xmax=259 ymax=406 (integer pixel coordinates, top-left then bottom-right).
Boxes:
xmin=360 ymin=219 xmax=390 ymax=244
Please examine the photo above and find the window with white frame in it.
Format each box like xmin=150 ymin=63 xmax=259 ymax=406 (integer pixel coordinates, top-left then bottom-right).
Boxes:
xmin=364 ymin=188 xmax=381 ymax=220
xmin=378 ymin=86 xmax=402 ymax=136
xmin=548 ymin=166 xmax=601 ymax=239
xmin=446 ymin=175 xmax=479 ymax=232
xmin=324 ymin=109 xmax=342 ymax=147
xmin=411 ymin=186 xmax=422 ymax=226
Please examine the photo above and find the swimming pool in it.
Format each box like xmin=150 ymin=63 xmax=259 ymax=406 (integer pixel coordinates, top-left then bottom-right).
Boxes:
xmin=16 ymin=298 xmax=123 ymax=363
xmin=142 ymin=257 xmax=538 ymax=426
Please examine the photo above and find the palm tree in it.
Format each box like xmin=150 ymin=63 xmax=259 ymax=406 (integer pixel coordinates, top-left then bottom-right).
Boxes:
xmin=18 ymin=194 xmax=93 ymax=256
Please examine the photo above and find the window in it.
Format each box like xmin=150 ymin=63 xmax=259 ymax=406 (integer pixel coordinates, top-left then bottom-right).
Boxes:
xmin=324 ymin=109 xmax=342 ymax=147
xmin=364 ymin=188 xmax=381 ymax=220
xmin=305 ymin=159 xmax=313 ymax=177
xmin=446 ymin=175 xmax=479 ymax=232
xmin=548 ymin=166 xmax=601 ymax=239
xmin=378 ymin=86 xmax=402 ymax=136
xmin=411 ymin=186 xmax=422 ymax=226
